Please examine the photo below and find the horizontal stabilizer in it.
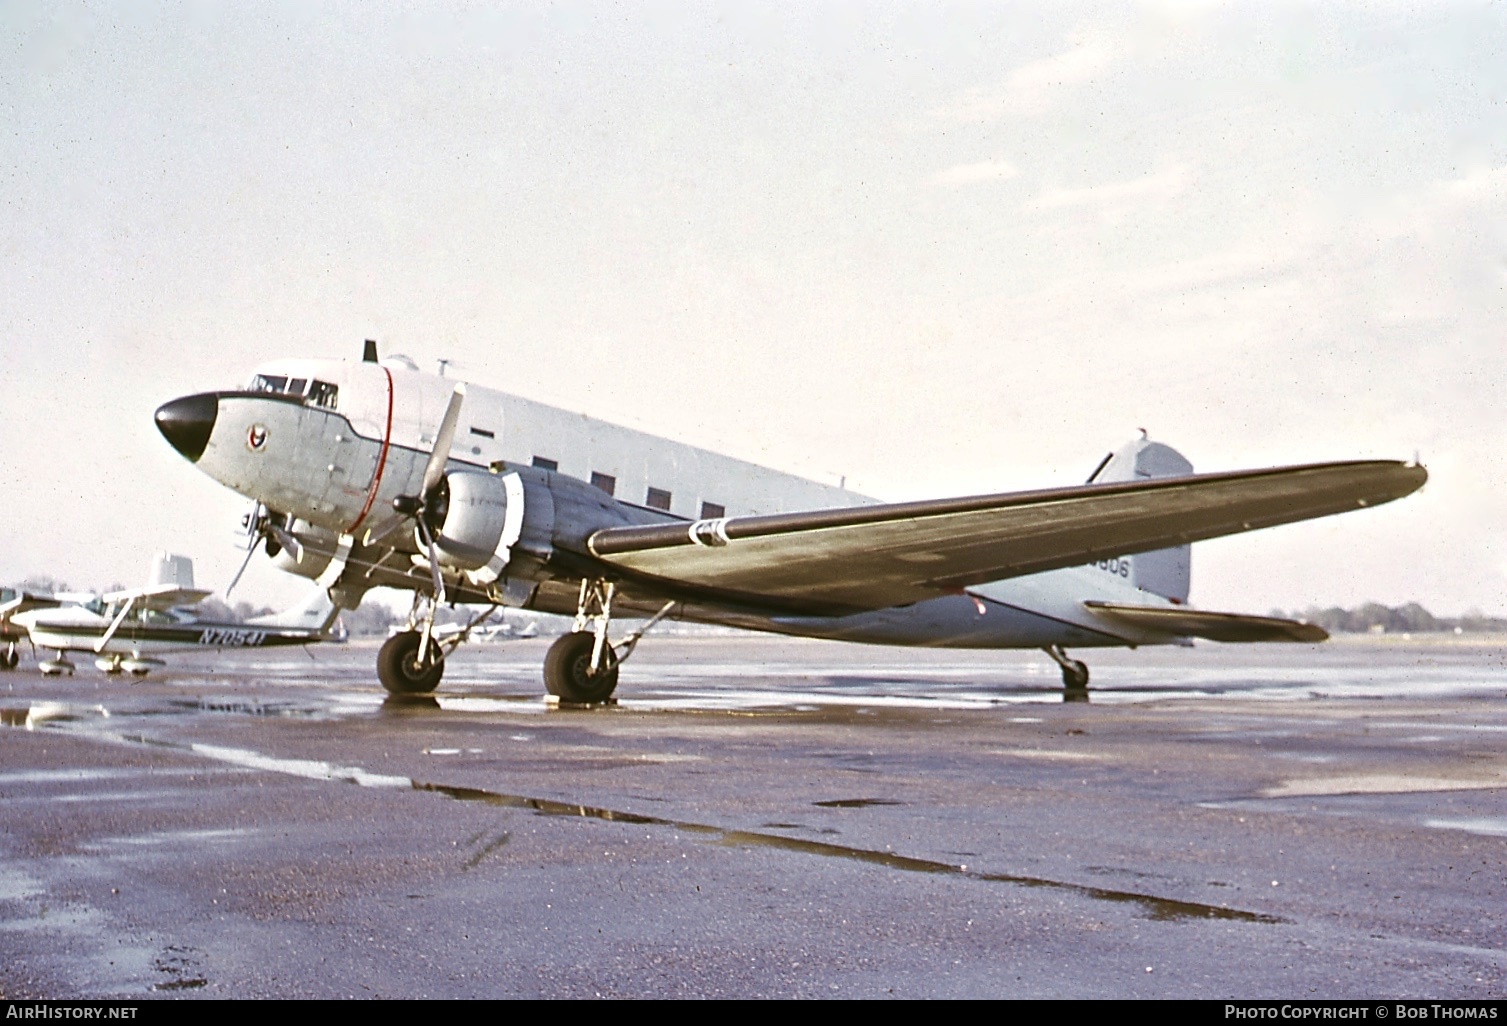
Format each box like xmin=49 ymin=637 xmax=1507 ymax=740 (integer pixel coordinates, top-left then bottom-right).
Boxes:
xmin=248 ymin=588 xmax=340 ymax=634
xmin=587 ymin=459 xmax=1426 ymax=616
xmin=1083 ymin=602 xmax=1328 ymax=643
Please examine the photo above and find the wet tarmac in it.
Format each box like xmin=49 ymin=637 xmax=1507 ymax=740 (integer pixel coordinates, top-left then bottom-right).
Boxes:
xmin=1 ymin=635 xmax=1504 ymax=998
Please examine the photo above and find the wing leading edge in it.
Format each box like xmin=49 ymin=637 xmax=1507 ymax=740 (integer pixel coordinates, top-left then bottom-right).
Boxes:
xmin=587 ymin=460 xmax=1426 ymax=616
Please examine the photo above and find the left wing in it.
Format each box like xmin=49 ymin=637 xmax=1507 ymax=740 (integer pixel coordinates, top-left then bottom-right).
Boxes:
xmin=587 ymin=460 xmax=1426 ymax=616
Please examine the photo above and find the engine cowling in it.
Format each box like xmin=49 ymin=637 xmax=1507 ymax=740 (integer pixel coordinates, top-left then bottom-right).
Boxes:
xmin=427 ymin=469 xmax=525 ymax=583
xmin=269 ymin=518 xmax=341 ymax=580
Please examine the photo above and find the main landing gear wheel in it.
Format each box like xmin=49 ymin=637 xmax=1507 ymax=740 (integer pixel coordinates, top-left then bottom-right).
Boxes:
xmin=377 ymin=630 xmax=445 ymax=695
xmin=543 ymin=631 xmax=620 ymax=704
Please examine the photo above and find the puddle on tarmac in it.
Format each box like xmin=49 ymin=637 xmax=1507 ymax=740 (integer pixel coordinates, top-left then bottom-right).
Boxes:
xmin=0 ymin=702 xmax=106 ymax=729
xmin=1422 ymin=817 xmax=1507 ymax=838
xmin=174 ymin=698 xmax=324 ymax=719
xmin=406 ymin=780 xmax=1280 ymax=924
xmin=1 ymin=703 xmax=1289 ymax=925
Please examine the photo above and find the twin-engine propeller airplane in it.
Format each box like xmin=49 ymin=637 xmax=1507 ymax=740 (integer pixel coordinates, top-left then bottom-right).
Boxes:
xmin=153 ymin=341 xmax=1426 ymax=702
xmin=11 ymin=552 xmax=341 ymax=676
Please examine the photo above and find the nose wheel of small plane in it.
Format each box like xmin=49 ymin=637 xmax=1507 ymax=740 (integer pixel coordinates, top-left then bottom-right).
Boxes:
xmin=1 ymin=644 xmax=17 ymax=670
xmin=1044 ymin=645 xmax=1090 ymax=691
xmin=377 ymin=630 xmax=445 ymax=695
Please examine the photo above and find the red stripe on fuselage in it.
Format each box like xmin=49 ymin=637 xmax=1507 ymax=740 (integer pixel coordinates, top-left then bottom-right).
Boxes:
xmin=348 ymin=366 xmax=395 ymax=535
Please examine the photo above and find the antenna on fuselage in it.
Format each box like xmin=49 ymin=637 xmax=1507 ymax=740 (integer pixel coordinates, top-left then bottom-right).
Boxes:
xmin=362 ymin=339 xmax=379 ymax=363
xmin=437 ymin=358 xmax=455 ymax=377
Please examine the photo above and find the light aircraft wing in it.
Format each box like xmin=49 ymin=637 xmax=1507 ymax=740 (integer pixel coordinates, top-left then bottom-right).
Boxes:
xmin=1 ymin=591 xmax=61 ymax=624
xmin=99 ymin=583 xmax=212 ymax=611
xmin=1082 ymin=602 xmax=1328 ymax=643
xmin=587 ymin=460 xmax=1426 ymax=616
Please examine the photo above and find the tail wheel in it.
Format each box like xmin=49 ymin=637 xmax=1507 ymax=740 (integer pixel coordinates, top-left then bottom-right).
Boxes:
xmin=377 ymin=630 xmax=445 ymax=695
xmin=543 ymin=631 xmax=620 ymax=704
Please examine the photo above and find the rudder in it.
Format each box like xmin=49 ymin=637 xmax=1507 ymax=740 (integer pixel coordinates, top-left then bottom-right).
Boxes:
xmin=1089 ymin=436 xmax=1192 ymax=604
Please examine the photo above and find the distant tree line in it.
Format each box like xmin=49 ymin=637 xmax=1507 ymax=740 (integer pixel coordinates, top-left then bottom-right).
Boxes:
xmin=1271 ymin=603 xmax=1507 ymax=634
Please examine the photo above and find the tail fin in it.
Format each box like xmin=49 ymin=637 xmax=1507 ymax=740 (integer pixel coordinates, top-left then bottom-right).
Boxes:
xmin=249 ymin=588 xmax=340 ymax=634
xmin=148 ymin=552 xmax=196 ymax=591
xmin=1091 ymin=436 xmax=1193 ymax=604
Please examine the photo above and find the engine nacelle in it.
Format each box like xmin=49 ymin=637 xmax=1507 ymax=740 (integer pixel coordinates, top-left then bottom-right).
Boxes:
xmin=269 ymin=518 xmax=341 ymax=580
xmin=428 ymin=469 xmax=526 ymax=583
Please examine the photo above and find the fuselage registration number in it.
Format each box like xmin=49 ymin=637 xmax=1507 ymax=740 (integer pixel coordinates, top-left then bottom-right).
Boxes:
xmin=198 ymin=628 xmax=268 ymax=647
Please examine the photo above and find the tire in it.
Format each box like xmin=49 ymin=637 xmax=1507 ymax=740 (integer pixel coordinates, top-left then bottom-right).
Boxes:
xmin=1 ymin=646 xmax=17 ymax=671
xmin=1062 ymin=660 xmax=1090 ymax=690
xmin=543 ymin=631 xmax=620 ymax=704
xmin=377 ymin=630 xmax=445 ymax=695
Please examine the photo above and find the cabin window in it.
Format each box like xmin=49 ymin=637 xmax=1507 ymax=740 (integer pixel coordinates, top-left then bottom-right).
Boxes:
xmin=250 ymin=374 xmax=287 ymax=394
xmin=308 ymin=380 xmax=339 ymax=409
xmin=532 ymin=456 xmax=558 ymax=471
xmin=646 ymin=487 xmax=672 ymax=511
xmin=469 ymin=427 xmax=495 ymax=439
xmin=590 ymin=472 xmax=616 ymax=496
xmin=287 ymin=378 xmax=308 ymax=395
xmin=699 ymin=501 xmax=725 ymax=520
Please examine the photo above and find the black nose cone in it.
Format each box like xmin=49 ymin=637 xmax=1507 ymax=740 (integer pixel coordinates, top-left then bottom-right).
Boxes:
xmin=155 ymin=393 xmax=218 ymax=462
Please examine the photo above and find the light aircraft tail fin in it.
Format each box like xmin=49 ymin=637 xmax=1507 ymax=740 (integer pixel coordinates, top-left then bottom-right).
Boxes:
xmin=1090 ymin=436 xmax=1193 ymax=603
xmin=249 ymin=588 xmax=341 ymax=635
xmin=148 ymin=552 xmax=197 ymax=591
xmin=101 ymin=552 xmax=212 ymax=609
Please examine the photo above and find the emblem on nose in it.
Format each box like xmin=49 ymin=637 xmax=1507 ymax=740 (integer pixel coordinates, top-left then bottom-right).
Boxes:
xmin=154 ymin=394 xmax=218 ymax=463
xmin=247 ymin=424 xmax=269 ymax=451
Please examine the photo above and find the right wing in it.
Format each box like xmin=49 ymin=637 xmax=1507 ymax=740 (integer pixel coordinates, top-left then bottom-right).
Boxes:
xmin=588 ymin=460 xmax=1426 ymax=615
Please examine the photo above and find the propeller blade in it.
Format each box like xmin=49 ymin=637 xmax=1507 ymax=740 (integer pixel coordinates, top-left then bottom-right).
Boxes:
xmin=225 ymin=543 xmax=257 ymax=599
xmin=420 ymin=383 xmax=466 ymax=498
xmin=268 ymin=522 xmax=303 ymax=563
xmin=362 ymin=515 xmax=409 ymax=549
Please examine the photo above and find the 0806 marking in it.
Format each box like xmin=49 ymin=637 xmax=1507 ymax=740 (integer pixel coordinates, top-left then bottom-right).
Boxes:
xmin=1095 ymin=558 xmax=1131 ymax=578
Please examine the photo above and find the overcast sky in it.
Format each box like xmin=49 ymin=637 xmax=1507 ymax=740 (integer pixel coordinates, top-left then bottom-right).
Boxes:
xmin=1 ymin=1 xmax=1503 ymax=617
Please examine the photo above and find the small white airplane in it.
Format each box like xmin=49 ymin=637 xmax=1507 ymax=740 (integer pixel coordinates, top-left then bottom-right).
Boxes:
xmin=153 ymin=341 xmax=1426 ymax=701
xmin=11 ymin=552 xmax=341 ymax=676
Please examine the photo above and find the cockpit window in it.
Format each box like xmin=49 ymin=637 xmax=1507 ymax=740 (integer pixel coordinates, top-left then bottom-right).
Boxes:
xmin=308 ymin=380 xmax=339 ymax=409
xmin=250 ymin=374 xmax=288 ymax=394
xmin=247 ymin=374 xmax=338 ymax=410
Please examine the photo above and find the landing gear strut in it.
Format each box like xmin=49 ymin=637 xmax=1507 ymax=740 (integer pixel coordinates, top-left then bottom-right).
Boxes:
xmin=375 ymin=594 xmax=500 ymax=696
xmin=1 ymin=643 xmax=17 ymax=671
xmin=543 ymin=580 xmax=674 ymax=705
xmin=1043 ymin=645 xmax=1090 ymax=692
